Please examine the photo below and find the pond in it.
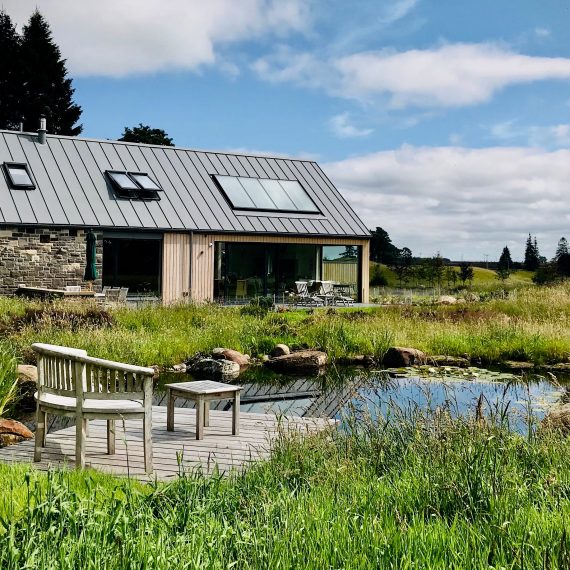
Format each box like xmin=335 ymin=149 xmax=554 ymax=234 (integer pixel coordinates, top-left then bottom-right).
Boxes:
xmin=17 ymin=365 xmax=568 ymax=434
xmin=158 ymin=365 xmax=568 ymax=432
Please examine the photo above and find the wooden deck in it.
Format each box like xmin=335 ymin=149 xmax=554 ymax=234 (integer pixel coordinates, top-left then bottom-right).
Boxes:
xmin=0 ymin=406 xmax=335 ymax=480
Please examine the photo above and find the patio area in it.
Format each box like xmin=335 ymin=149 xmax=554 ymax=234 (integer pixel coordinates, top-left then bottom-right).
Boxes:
xmin=0 ymin=406 xmax=335 ymax=481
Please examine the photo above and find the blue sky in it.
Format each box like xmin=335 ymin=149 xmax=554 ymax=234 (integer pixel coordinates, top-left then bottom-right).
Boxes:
xmin=6 ymin=0 xmax=570 ymax=259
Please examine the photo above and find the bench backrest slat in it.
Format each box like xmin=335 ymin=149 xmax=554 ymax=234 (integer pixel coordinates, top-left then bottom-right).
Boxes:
xmin=32 ymin=343 xmax=154 ymax=406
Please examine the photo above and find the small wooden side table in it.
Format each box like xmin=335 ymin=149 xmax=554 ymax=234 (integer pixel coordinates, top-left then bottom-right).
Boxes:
xmin=165 ymin=380 xmax=242 ymax=440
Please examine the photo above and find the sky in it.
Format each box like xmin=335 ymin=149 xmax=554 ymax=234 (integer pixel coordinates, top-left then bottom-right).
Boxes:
xmin=4 ymin=0 xmax=570 ymax=260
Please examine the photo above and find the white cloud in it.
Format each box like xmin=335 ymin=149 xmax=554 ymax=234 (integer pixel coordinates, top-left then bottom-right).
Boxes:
xmin=377 ymin=0 xmax=419 ymax=25
xmin=3 ymin=0 xmax=311 ymax=77
xmin=329 ymin=113 xmax=373 ymax=138
xmin=534 ymin=27 xmax=551 ymax=38
xmin=324 ymin=145 xmax=570 ymax=259
xmin=255 ymin=42 xmax=570 ymax=109
xmin=489 ymin=120 xmax=570 ymax=147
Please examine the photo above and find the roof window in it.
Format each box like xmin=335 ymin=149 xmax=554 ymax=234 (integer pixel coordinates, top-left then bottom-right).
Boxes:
xmin=213 ymin=175 xmax=320 ymax=213
xmin=105 ymin=171 xmax=162 ymax=201
xmin=3 ymin=162 xmax=35 ymax=190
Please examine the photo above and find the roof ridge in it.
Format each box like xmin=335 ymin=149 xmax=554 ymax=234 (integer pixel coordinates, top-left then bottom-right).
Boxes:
xmin=0 ymin=129 xmax=317 ymax=163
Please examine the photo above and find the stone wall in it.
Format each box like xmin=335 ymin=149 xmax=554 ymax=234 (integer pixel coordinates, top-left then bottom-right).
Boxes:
xmin=0 ymin=227 xmax=103 ymax=294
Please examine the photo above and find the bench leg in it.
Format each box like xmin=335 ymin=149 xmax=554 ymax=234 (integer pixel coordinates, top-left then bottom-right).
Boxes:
xmin=76 ymin=417 xmax=86 ymax=469
xmin=107 ymin=420 xmax=115 ymax=455
xmin=196 ymin=397 xmax=204 ymax=440
xmin=34 ymin=408 xmax=45 ymax=462
xmin=143 ymin=414 xmax=153 ymax=474
xmin=203 ymin=401 xmax=210 ymax=427
xmin=42 ymin=412 xmax=48 ymax=447
xmin=232 ymin=393 xmax=240 ymax=436
xmin=167 ymin=390 xmax=175 ymax=432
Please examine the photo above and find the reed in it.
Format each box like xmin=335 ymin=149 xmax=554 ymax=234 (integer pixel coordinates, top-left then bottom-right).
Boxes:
xmin=1 ymin=394 xmax=570 ymax=568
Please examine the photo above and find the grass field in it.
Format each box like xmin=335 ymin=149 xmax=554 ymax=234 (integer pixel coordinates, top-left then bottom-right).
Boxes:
xmin=0 ymin=283 xmax=569 ymax=373
xmin=1 ymin=401 xmax=570 ymax=568
xmin=371 ymin=262 xmax=535 ymax=289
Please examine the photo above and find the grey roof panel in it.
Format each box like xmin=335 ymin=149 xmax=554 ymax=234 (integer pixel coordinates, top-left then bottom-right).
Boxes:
xmin=47 ymin=139 xmax=99 ymax=226
xmin=4 ymin=134 xmax=51 ymax=224
xmin=0 ymin=135 xmax=24 ymax=223
xmin=0 ymin=131 xmax=369 ymax=238
xmin=59 ymin=139 xmax=116 ymax=227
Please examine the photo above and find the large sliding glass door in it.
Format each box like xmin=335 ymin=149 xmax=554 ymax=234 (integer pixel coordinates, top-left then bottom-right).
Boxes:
xmin=214 ymin=242 xmax=321 ymax=300
xmin=214 ymin=241 xmax=361 ymax=302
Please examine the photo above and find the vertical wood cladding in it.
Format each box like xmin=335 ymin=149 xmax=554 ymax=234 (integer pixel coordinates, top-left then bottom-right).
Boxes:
xmin=162 ymin=233 xmax=190 ymax=304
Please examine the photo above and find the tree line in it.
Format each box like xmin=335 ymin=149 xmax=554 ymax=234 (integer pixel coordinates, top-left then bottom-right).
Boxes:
xmin=370 ymin=227 xmax=570 ymax=288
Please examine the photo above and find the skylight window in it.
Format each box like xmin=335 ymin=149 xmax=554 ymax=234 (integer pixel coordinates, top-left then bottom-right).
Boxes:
xmin=3 ymin=162 xmax=35 ymax=190
xmin=105 ymin=171 xmax=162 ymax=201
xmin=213 ymin=175 xmax=320 ymax=213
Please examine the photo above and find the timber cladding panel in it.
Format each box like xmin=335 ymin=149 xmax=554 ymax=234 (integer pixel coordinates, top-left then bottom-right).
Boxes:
xmin=190 ymin=233 xmax=370 ymax=303
xmin=162 ymin=233 xmax=190 ymax=304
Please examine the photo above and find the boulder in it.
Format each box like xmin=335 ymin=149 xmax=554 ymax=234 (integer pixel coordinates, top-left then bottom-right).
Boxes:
xmin=430 ymin=355 xmax=470 ymax=367
xmin=503 ymin=360 xmax=535 ymax=370
xmin=211 ymin=348 xmax=250 ymax=367
xmin=270 ymin=344 xmax=290 ymax=357
xmin=16 ymin=364 xmax=38 ymax=412
xmin=338 ymin=355 xmax=375 ymax=367
xmin=383 ymin=347 xmax=427 ymax=367
xmin=547 ymin=363 xmax=570 ymax=371
xmin=438 ymin=295 xmax=457 ymax=305
xmin=265 ymin=350 xmax=327 ymax=374
xmin=169 ymin=363 xmax=187 ymax=373
xmin=0 ymin=418 xmax=33 ymax=447
xmin=189 ymin=358 xmax=240 ymax=379
xmin=542 ymin=404 xmax=570 ymax=434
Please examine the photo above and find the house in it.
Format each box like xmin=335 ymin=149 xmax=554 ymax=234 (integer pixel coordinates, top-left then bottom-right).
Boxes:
xmin=0 ymin=126 xmax=370 ymax=303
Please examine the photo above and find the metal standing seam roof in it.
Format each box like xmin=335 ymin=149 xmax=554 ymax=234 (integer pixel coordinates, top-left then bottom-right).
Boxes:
xmin=0 ymin=130 xmax=370 ymax=238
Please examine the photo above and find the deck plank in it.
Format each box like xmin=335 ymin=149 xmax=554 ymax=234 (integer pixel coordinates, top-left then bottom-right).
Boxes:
xmin=0 ymin=406 xmax=335 ymax=480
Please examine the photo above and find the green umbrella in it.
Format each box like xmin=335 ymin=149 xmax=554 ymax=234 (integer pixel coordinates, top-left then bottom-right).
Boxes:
xmin=83 ymin=230 xmax=98 ymax=281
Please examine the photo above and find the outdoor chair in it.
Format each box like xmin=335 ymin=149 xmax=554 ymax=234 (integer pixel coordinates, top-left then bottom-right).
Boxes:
xmin=332 ymin=284 xmax=355 ymax=306
xmin=118 ymin=287 xmax=129 ymax=303
xmin=315 ymin=281 xmax=336 ymax=306
xmin=236 ymin=280 xmax=247 ymax=301
xmin=33 ymin=343 xmax=155 ymax=473
xmin=294 ymin=281 xmax=323 ymax=306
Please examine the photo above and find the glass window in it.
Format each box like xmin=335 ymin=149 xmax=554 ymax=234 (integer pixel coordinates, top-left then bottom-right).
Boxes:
xmin=260 ymin=179 xmax=296 ymax=210
xmin=3 ymin=163 xmax=35 ymax=189
xmin=214 ymin=175 xmax=319 ymax=213
xmin=279 ymin=180 xmax=319 ymax=212
xmin=130 ymin=173 xmax=161 ymax=191
xmin=322 ymin=245 xmax=360 ymax=300
xmin=107 ymin=171 xmax=138 ymax=190
xmin=239 ymin=177 xmax=276 ymax=210
xmin=217 ymin=176 xmax=255 ymax=208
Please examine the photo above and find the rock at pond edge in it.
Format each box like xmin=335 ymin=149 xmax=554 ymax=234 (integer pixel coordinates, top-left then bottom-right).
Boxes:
xmin=270 ymin=344 xmax=290 ymax=357
xmin=211 ymin=348 xmax=250 ymax=367
xmin=265 ymin=350 xmax=327 ymax=373
xmin=189 ymin=358 xmax=241 ymax=379
xmin=383 ymin=347 xmax=427 ymax=367
xmin=0 ymin=418 xmax=33 ymax=447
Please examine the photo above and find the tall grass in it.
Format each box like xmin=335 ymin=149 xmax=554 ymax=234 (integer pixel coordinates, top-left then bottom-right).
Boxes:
xmin=1 ymin=397 xmax=570 ymax=567
xmin=1 ymin=283 xmax=570 ymax=369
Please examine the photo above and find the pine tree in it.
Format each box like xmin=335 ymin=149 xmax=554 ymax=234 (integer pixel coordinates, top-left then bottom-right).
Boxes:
xmin=555 ymin=237 xmax=569 ymax=260
xmin=524 ymin=234 xmax=540 ymax=271
xmin=20 ymin=11 xmax=82 ymax=135
xmin=369 ymin=227 xmax=400 ymax=264
xmin=497 ymin=246 xmax=512 ymax=270
xmin=0 ymin=11 xmax=22 ymax=130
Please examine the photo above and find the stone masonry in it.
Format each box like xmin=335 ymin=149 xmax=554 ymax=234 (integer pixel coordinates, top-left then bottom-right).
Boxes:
xmin=0 ymin=227 xmax=103 ymax=294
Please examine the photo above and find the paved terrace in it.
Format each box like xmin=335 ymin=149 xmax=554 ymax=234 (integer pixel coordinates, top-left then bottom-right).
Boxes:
xmin=0 ymin=407 xmax=335 ymax=481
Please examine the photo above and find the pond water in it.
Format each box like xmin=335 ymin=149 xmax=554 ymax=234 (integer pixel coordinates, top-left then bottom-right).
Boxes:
xmin=159 ymin=365 xmax=569 ymax=432
xmin=17 ymin=366 xmax=568 ymax=434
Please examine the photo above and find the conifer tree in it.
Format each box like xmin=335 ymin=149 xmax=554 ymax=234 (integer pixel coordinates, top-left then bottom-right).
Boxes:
xmin=524 ymin=234 xmax=540 ymax=271
xmin=0 ymin=11 xmax=22 ymax=130
xmin=555 ymin=237 xmax=569 ymax=260
xmin=20 ymin=11 xmax=82 ymax=135
xmin=497 ymin=246 xmax=512 ymax=280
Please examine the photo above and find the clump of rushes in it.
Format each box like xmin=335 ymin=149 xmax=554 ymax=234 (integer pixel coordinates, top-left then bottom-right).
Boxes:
xmin=1 ymin=395 xmax=570 ymax=567
xmin=0 ymin=347 xmax=17 ymax=416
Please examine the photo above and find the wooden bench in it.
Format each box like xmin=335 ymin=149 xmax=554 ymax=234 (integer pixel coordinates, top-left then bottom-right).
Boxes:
xmin=32 ymin=343 xmax=155 ymax=473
